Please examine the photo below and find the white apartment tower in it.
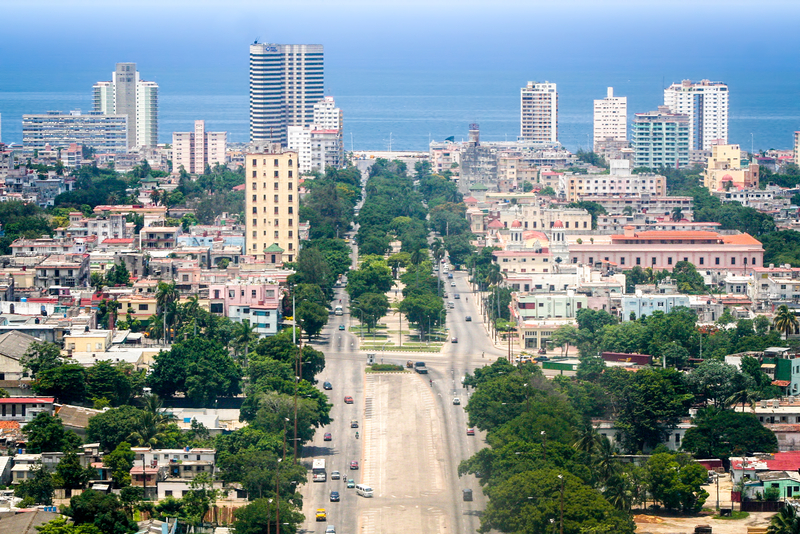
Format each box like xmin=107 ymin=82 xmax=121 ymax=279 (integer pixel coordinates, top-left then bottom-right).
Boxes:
xmin=92 ymin=63 xmax=159 ymax=149
xmin=249 ymin=43 xmax=324 ymax=146
xmin=288 ymin=96 xmax=344 ymax=174
xmin=593 ymin=87 xmax=627 ymax=150
xmin=245 ymin=151 xmax=299 ymax=263
xmin=520 ymin=81 xmax=558 ymax=143
xmin=173 ymin=120 xmax=228 ymax=174
xmin=663 ymin=79 xmax=728 ymax=151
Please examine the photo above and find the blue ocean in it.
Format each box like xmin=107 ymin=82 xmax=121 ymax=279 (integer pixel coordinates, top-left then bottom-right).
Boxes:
xmin=1 ymin=67 xmax=798 ymax=154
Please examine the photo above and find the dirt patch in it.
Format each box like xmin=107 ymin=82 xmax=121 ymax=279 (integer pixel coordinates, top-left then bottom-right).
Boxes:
xmin=634 ymin=511 xmax=775 ymax=534
xmin=634 ymin=514 xmax=664 ymax=524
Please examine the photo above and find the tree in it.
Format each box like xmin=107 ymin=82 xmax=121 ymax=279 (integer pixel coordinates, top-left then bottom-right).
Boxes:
xmin=148 ymin=338 xmax=241 ymax=406
xmin=566 ymin=201 xmax=607 ymax=230
xmin=155 ymin=281 xmax=179 ymax=343
xmin=346 ymin=257 xmax=393 ymax=301
xmin=398 ymin=292 xmax=444 ymax=338
xmin=86 ymin=361 xmax=136 ymax=406
xmin=65 ymin=489 xmax=137 ymax=534
xmin=34 ymin=364 xmax=88 ymax=405
xmin=295 ymin=300 xmax=328 ymax=339
xmin=105 ymin=262 xmax=130 ymax=287
xmin=480 ymin=469 xmax=634 ymax=534
xmin=90 ymin=272 xmax=106 ymax=293
xmin=34 ymin=517 xmax=102 ymax=534
xmin=87 ymin=404 xmax=145 ymax=451
xmin=767 ymin=504 xmax=800 ymax=534
xmin=56 ymin=450 xmax=96 ymax=490
xmin=23 ymin=341 xmax=65 ymax=378
xmin=15 ymin=463 xmax=54 ymax=505
xmin=127 ymin=409 xmax=169 ymax=448
xmin=681 ymin=408 xmax=777 ymax=463
xmin=23 ymin=412 xmax=82 ymax=453
xmin=352 ymin=292 xmax=389 ymax=333
xmin=774 ymin=304 xmax=799 ymax=339
xmin=233 ymin=497 xmax=305 ymax=534
xmin=645 ymin=452 xmax=709 ymax=513
xmin=103 ymin=442 xmax=135 ymax=488
xmin=686 ymin=359 xmax=751 ymax=408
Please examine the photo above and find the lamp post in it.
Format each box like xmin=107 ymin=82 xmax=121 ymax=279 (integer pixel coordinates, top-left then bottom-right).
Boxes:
xmin=276 ymin=458 xmax=282 ymax=534
xmin=558 ymin=474 xmax=564 ymax=534
xmin=541 ymin=431 xmax=547 ymax=462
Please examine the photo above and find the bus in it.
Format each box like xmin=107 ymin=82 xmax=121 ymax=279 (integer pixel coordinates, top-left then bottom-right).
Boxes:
xmin=312 ymin=459 xmax=327 ymax=482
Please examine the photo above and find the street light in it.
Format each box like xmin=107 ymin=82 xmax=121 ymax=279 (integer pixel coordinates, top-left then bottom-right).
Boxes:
xmin=557 ymin=474 xmax=564 ymax=534
xmin=541 ymin=431 xmax=547 ymax=462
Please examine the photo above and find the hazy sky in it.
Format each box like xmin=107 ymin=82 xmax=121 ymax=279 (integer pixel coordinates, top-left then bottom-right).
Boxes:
xmin=3 ymin=0 xmax=800 ymax=86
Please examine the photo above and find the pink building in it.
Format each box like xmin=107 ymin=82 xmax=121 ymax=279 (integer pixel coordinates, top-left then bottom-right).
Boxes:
xmin=209 ymin=281 xmax=282 ymax=336
xmin=569 ymin=227 xmax=763 ymax=272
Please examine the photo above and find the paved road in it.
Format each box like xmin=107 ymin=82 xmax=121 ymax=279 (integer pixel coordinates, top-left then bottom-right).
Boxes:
xmin=298 ymin=166 xmax=505 ymax=533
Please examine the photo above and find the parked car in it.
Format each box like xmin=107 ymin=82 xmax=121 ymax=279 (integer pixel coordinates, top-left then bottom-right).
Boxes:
xmin=324 ymin=432 xmax=332 ymax=441
xmin=323 ymin=381 xmax=332 ymax=390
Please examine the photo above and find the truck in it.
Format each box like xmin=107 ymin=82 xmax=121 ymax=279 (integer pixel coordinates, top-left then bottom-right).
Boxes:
xmin=312 ymin=458 xmax=327 ymax=482
xmin=414 ymin=362 xmax=428 ymax=374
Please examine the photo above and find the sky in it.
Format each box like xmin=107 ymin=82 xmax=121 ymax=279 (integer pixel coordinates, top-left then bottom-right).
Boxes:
xmin=2 ymin=0 xmax=800 ymax=150
xmin=3 ymin=0 xmax=800 ymax=90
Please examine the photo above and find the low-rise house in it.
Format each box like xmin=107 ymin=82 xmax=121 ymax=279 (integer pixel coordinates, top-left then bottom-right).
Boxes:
xmin=0 ymin=398 xmax=54 ymax=423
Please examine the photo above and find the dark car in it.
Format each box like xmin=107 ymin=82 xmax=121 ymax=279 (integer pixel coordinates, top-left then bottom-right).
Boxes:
xmin=465 ymin=316 xmax=472 ymax=322
xmin=350 ymin=461 xmax=359 ymax=470
xmin=454 ymin=293 xmax=460 ymax=299
xmin=534 ymin=355 xmax=549 ymax=362
xmin=324 ymin=432 xmax=332 ymax=441
xmin=330 ymin=491 xmax=340 ymax=502
xmin=350 ymin=420 xmax=358 ymax=428
xmin=323 ymin=381 xmax=332 ymax=390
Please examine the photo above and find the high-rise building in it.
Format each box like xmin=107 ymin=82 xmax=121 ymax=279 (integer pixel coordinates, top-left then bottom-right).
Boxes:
xmin=245 ymin=150 xmax=299 ymax=263
xmin=173 ymin=120 xmax=227 ymax=174
xmin=663 ymin=79 xmax=728 ymax=151
xmin=593 ymin=87 xmax=627 ymax=150
xmin=92 ymin=63 xmax=159 ymax=149
xmin=249 ymin=43 xmax=324 ymax=146
xmin=22 ymin=110 xmax=128 ymax=153
xmin=794 ymin=132 xmax=800 ymax=166
xmin=287 ymin=96 xmax=343 ymax=173
xmin=520 ymin=81 xmax=558 ymax=143
xmin=632 ymin=106 xmax=690 ymax=169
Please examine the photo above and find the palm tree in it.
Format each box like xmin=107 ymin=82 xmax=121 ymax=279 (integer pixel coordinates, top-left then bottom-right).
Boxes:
xmin=727 ymin=388 xmax=759 ymax=413
xmin=128 ymin=410 xmax=169 ymax=448
xmin=622 ymin=206 xmax=634 ymax=217
xmin=604 ymin=473 xmax=633 ymax=511
xmin=233 ymin=319 xmax=257 ymax=363
xmin=156 ymin=281 xmax=179 ymax=343
xmin=410 ymin=248 xmax=427 ymax=266
xmin=774 ymin=305 xmax=799 ymax=340
xmin=574 ymin=424 xmax=602 ymax=459
xmin=768 ymin=504 xmax=800 ymax=534
xmin=594 ymin=436 xmax=619 ymax=487
xmin=671 ymin=207 xmax=684 ymax=222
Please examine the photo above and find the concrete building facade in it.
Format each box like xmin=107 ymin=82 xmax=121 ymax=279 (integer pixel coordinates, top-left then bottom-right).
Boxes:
xmin=593 ymin=87 xmax=627 ymax=150
xmin=172 ymin=120 xmax=227 ymax=174
xmin=703 ymin=144 xmax=759 ymax=192
xmin=249 ymin=43 xmax=324 ymax=146
xmin=245 ymin=151 xmax=299 ymax=262
xmin=632 ymin=106 xmax=690 ymax=169
xmin=664 ymin=79 xmax=728 ymax=151
xmin=92 ymin=63 xmax=159 ymax=149
xmin=22 ymin=111 xmax=128 ymax=153
xmin=520 ymin=81 xmax=558 ymax=143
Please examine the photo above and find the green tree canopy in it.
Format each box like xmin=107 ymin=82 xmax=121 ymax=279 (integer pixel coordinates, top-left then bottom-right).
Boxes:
xmin=682 ymin=407 xmax=777 ymax=463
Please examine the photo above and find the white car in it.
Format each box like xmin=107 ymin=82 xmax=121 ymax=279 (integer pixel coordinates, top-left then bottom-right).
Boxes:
xmin=450 ymin=281 xmax=456 ymax=287
xmin=326 ymin=526 xmax=336 ymax=534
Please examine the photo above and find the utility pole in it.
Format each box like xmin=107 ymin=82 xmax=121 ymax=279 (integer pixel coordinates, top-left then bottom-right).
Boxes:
xmin=559 ymin=474 xmax=564 ymax=534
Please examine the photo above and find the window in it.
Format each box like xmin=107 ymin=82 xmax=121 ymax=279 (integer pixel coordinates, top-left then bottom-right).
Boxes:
xmin=652 ymin=257 xmax=657 ymax=265
xmin=274 ymin=171 xmax=279 ymax=178
xmin=715 ymin=257 xmax=720 ymax=265
xmin=288 ymin=182 xmax=293 ymax=190
xmin=274 ymin=207 xmax=279 ymax=214
xmin=252 ymin=290 xmax=257 ymax=298
xmin=288 ymin=207 xmax=293 ymax=214
xmin=636 ymin=257 xmax=641 ymax=265
xmin=252 ymin=182 xmax=256 ymax=190
xmin=274 ymin=219 xmax=279 ymax=226
xmin=253 ymin=231 xmax=257 ymax=238
xmin=252 ymin=207 xmax=257 ymax=214
xmin=252 ymin=219 xmax=257 ymax=226
xmin=288 ymin=231 xmax=293 ymax=237
xmin=138 ymin=304 xmax=148 ymax=311
xmin=288 ymin=171 xmax=293 ymax=178
xmin=252 ymin=195 xmax=256 ymax=201
xmin=274 ymin=159 xmax=279 ymax=166
xmin=731 ymin=257 xmax=736 ymax=265
xmin=274 ymin=182 xmax=279 ymax=190
xmin=620 ymin=257 xmax=625 ymax=265
xmin=274 ymin=195 xmax=279 ymax=202
xmin=274 ymin=231 xmax=279 ymax=238
xmin=667 ymin=257 xmax=673 ymax=265
xmin=288 ymin=194 xmax=293 ymax=202
xmin=289 ymin=219 xmax=293 ymax=227
xmin=699 ymin=257 xmax=704 ymax=265
xmin=252 ymin=170 xmax=257 ymax=178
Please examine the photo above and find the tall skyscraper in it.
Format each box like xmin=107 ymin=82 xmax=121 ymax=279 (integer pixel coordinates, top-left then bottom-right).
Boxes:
xmin=593 ymin=87 xmax=627 ymax=150
xmin=173 ymin=120 xmax=227 ymax=174
xmin=663 ymin=79 xmax=728 ymax=151
xmin=249 ymin=43 xmax=324 ymax=146
xmin=92 ymin=63 xmax=159 ymax=149
xmin=245 ymin=150 xmax=299 ymax=263
xmin=520 ymin=81 xmax=558 ymax=143
xmin=632 ymin=106 xmax=690 ymax=169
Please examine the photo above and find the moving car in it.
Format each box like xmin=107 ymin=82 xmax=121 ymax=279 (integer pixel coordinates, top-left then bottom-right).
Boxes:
xmin=316 ymin=509 xmax=327 ymax=521
xmin=323 ymin=381 xmax=332 ymax=390
xmin=453 ymin=398 xmax=461 ymax=405
xmin=324 ymin=432 xmax=332 ymax=441
xmin=534 ymin=355 xmax=549 ymax=363
xmin=350 ymin=461 xmax=359 ymax=470
xmin=454 ymin=293 xmax=460 ymax=299
xmin=450 ymin=281 xmax=456 ymax=287
xmin=451 ymin=337 xmax=458 ymax=343
xmin=344 ymin=396 xmax=354 ymax=404
xmin=347 ymin=478 xmax=355 ymax=488
xmin=447 ymin=273 xmax=453 ymax=279
xmin=350 ymin=420 xmax=358 ymax=428
xmin=465 ymin=316 xmax=472 ymax=322
xmin=339 ymin=324 xmax=345 ymax=331
xmin=331 ymin=470 xmax=341 ymax=480
xmin=330 ymin=491 xmax=340 ymax=502
xmin=466 ymin=427 xmax=475 ymax=436
xmin=326 ymin=527 xmax=336 ymax=534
